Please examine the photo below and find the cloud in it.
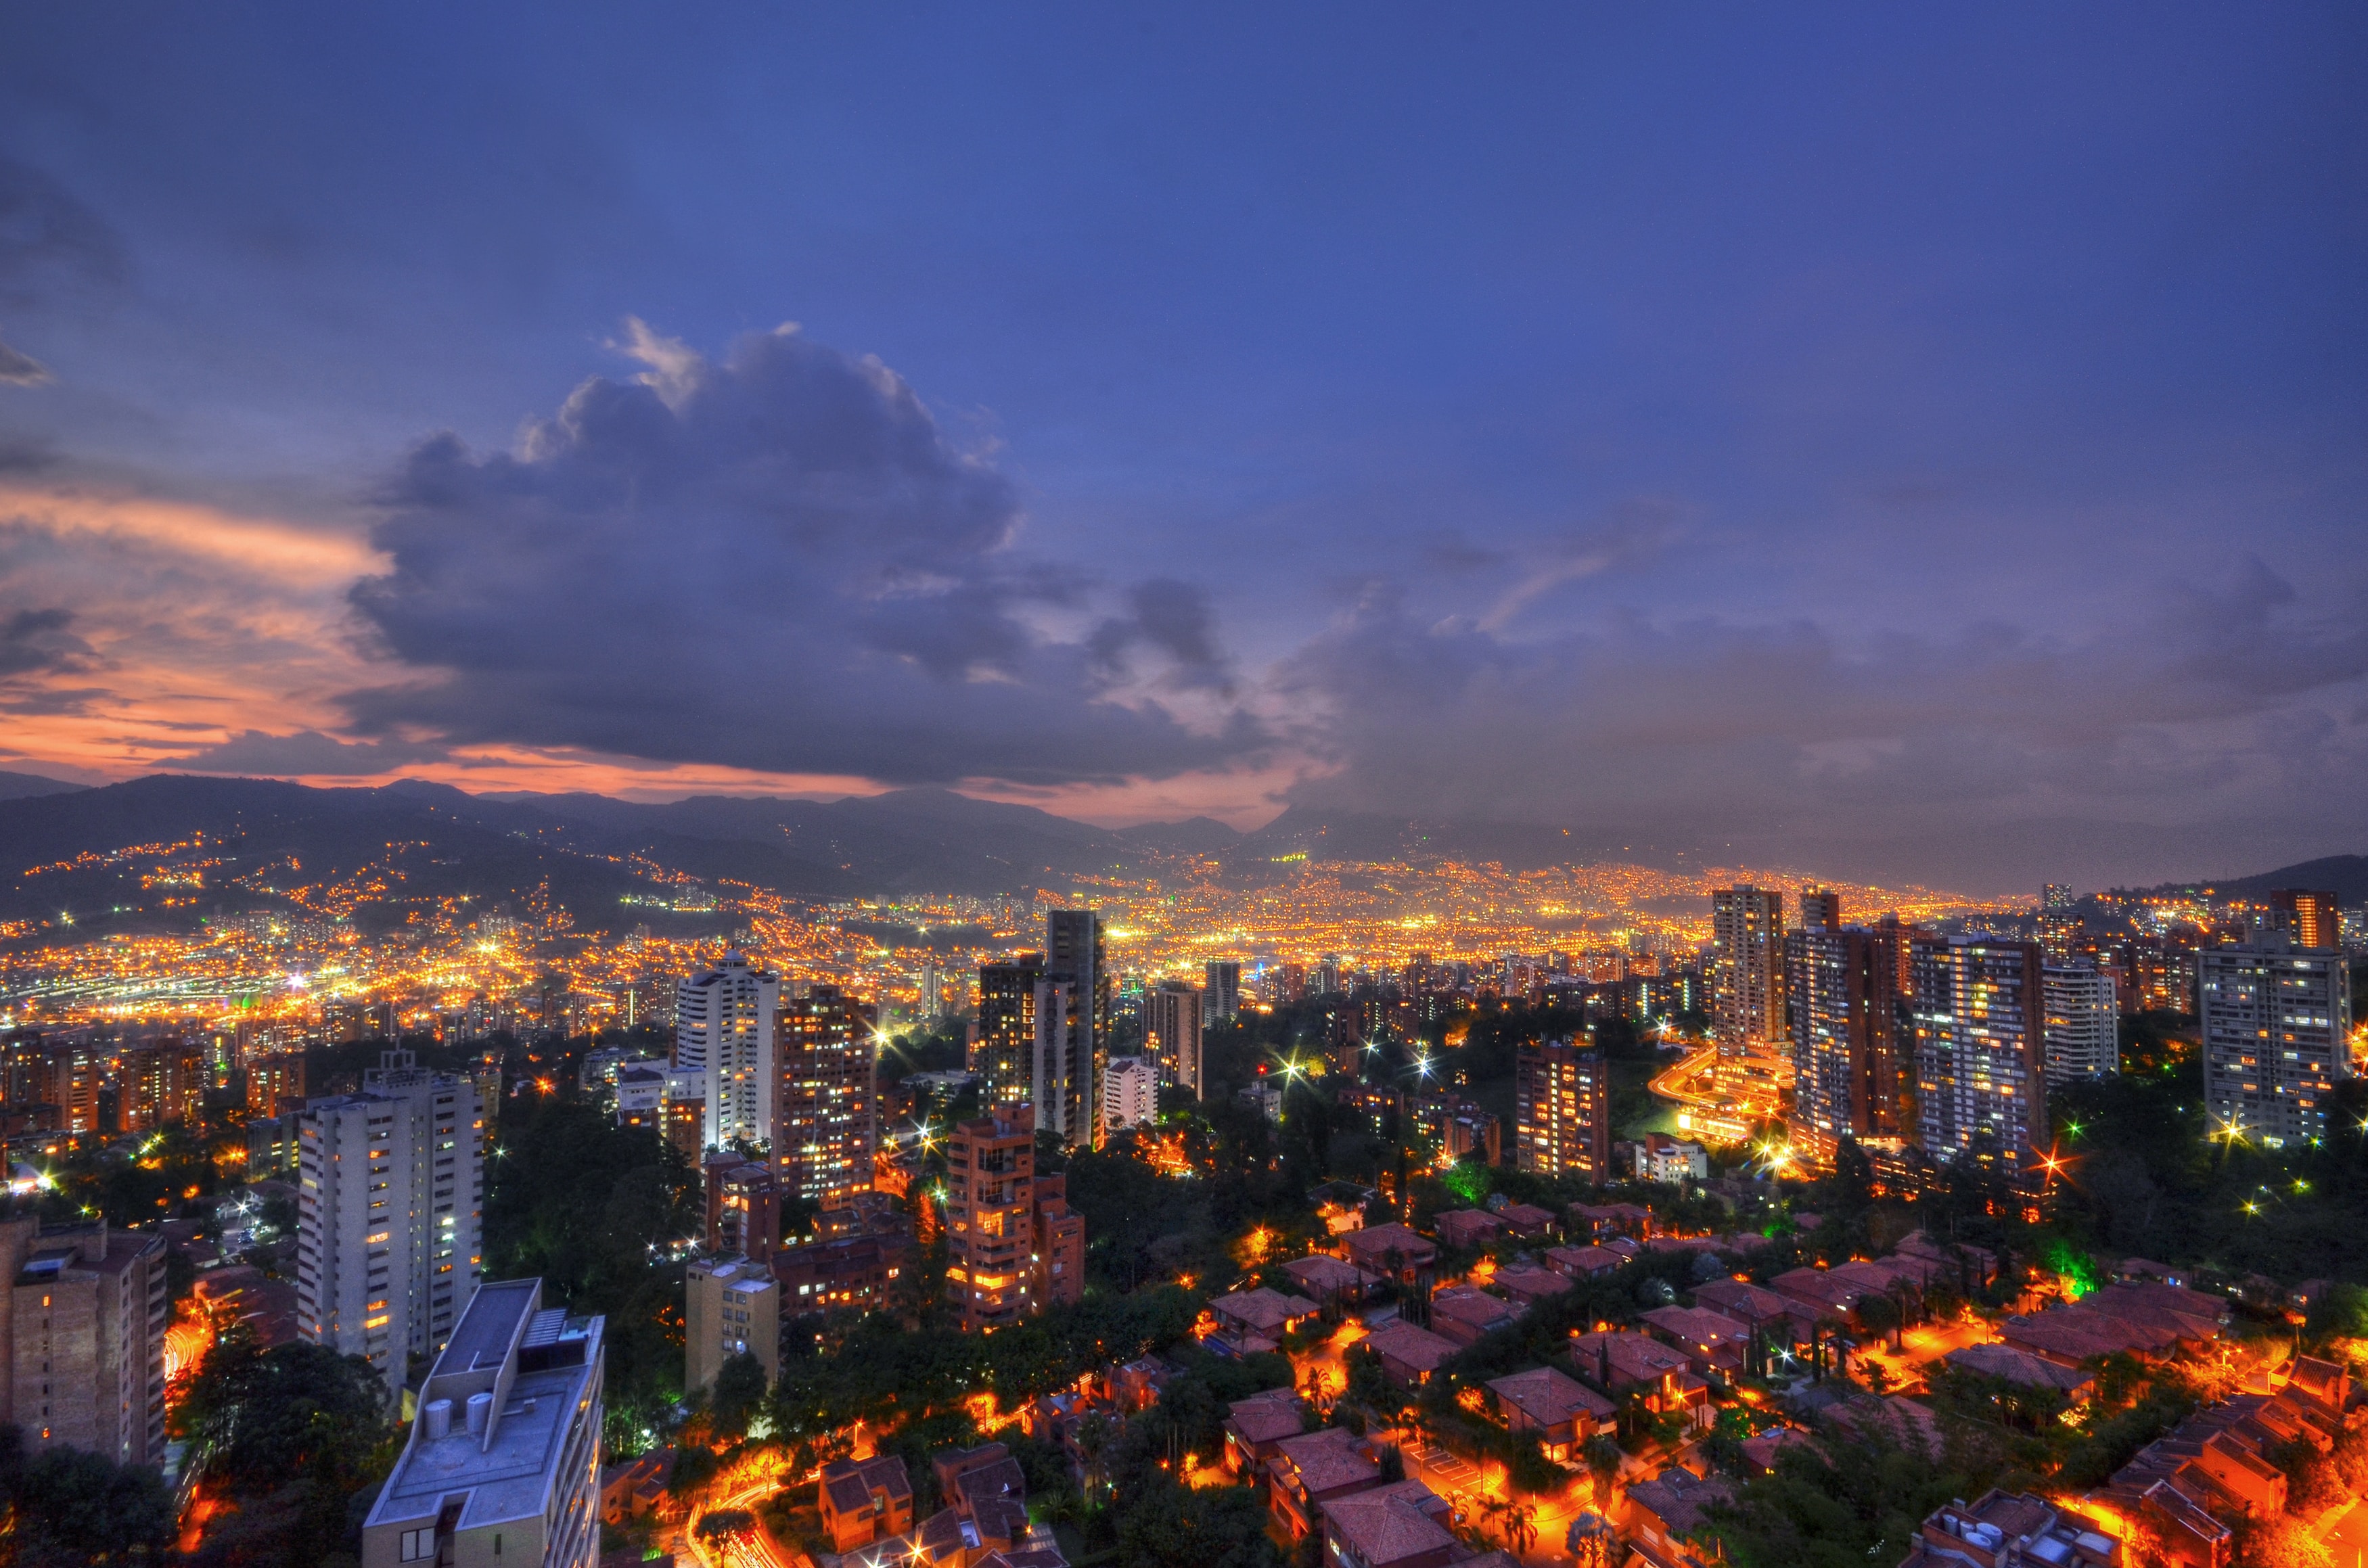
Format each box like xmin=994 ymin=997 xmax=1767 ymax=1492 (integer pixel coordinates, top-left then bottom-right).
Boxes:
xmin=0 ymin=328 xmax=48 ymax=386
xmin=166 ymin=729 xmax=444 ymax=777
xmin=344 ymin=322 xmax=1263 ymax=787
xmin=0 ymin=607 xmax=94 ymax=676
xmin=1275 ymin=563 xmax=2368 ymax=891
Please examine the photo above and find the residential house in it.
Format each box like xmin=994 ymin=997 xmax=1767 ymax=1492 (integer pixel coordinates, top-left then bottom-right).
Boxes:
xmin=1344 ymin=1223 xmax=1436 ymax=1283
xmin=1494 ymin=1201 xmax=1558 ymax=1240
xmin=1624 ymin=1466 xmax=1732 ymax=1568
xmin=1430 ymin=1285 xmax=1520 ymax=1347
xmin=1567 ymin=1201 xmax=1652 ymax=1241
xmin=1267 ymin=1425 xmax=1381 ymax=1540
xmin=1943 ymin=1344 xmax=2096 ymax=1402
xmin=1285 ymin=1252 xmax=1382 ymax=1306
xmin=1361 ymin=1320 xmax=1459 ymax=1388
xmin=1639 ymin=1305 xmax=1751 ymax=1382
xmin=1570 ymin=1330 xmax=1712 ymax=1431
xmin=819 ymin=1455 xmax=915 ymax=1553
xmin=1486 ymin=1365 xmax=1613 ymax=1460
xmin=1319 ymin=1478 xmax=1462 ymax=1568
xmin=1223 ymin=1391 xmax=1306 ymax=1478
xmin=599 ymin=1450 xmax=675 ymax=1525
xmin=1206 ymin=1286 xmax=1321 ymax=1354
xmin=1433 ymin=1209 xmax=1505 ymax=1250
xmin=1900 ymin=1491 xmax=2118 ymax=1568
xmin=1544 ymin=1243 xmax=1623 ymax=1281
xmin=1495 ymin=1264 xmax=1572 ymax=1310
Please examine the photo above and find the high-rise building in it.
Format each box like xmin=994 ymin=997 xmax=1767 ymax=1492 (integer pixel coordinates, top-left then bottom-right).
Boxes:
xmin=1145 ymin=982 xmax=1206 ymax=1100
xmin=2202 ymin=897 xmax=2352 ymax=1149
xmin=120 ymin=1036 xmax=206 ymax=1132
xmin=1798 ymin=889 xmax=1842 ymax=933
xmin=297 ymin=1049 xmax=485 ymax=1386
xmin=1711 ymin=887 xmax=1785 ymax=1055
xmin=1099 ymin=1055 xmax=1158 ymax=1132
xmin=674 ymin=952 xmax=779 ymax=1151
xmin=916 ymin=958 xmax=944 ymax=1021
xmin=1204 ymin=961 xmax=1242 ymax=1022
xmin=2041 ymin=965 xmax=2119 ymax=1085
xmin=1513 ymin=1040 xmax=1610 ymax=1180
xmin=974 ymin=956 xmax=1045 ymax=1111
xmin=247 ymin=1053 xmax=308 ymax=1116
xmin=702 ymin=1153 xmax=779 ymax=1260
xmin=363 ymin=1277 xmax=603 ymax=1568
xmin=1313 ymin=956 xmax=1343 ymax=997
xmin=943 ymin=1105 xmax=1085 ymax=1331
xmin=1911 ymin=939 xmax=2047 ymax=1165
xmin=1264 ymin=964 xmax=1308 ymax=1007
xmin=685 ymin=1255 xmax=778 ymax=1396
xmin=1785 ymin=925 xmax=1897 ymax=1167
xmin=0 ymin=1217 xmax=166 ymax=1466
xmin=776 ymin=984 xmax=877 ymax=1206
xmin=2268 ymin=888 xmax=2342 ymax=954
xmin=2037 ymin=884 xmax=2080 ymax=964
xmin=1045 ymin=910 xmax=1110 ymax=1146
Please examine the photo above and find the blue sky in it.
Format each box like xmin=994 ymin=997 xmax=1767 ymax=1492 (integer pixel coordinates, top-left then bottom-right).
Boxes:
xmin=0 ymin=5 xmax=2363 ymax=892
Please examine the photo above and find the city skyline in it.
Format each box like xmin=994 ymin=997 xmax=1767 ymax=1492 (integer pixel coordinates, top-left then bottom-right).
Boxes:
xmin=0 ymin=9 xmax=2363 ymax=894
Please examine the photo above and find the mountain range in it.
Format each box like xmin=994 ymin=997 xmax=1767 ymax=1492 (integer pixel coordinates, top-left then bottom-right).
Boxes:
xmin=0 ymin=771 xmax=2356 ymax=934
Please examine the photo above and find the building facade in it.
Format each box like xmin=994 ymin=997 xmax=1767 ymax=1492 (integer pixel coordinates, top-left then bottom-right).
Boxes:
xmin=0 ymin=1217 xmax=166 ymax=1467
xmin=1145 ymin=982 xmax=1206 ymax=1100
xmin=942 ymin=1105 xmax=1083 ymax=1331
xmin=674 ymin=952 xmax=779 ymax=1151
xmin=1204 ymin=961 xmax=1242 ymax=1021
xmin=776 ymin=984 xmax=877 ymax=1206
xmin=1911 ymin=938 xmax=2048 ymax=1164
xmin=1711 ymin=887 xmax=1785 ymax=1054
xmin=685 ymin=1254 xmax=778 ymax=1395
xmin=1513 ymin=1040 xmax=1610 ymax=1180
xmin=1100 ymin=1055 xmax=1158 ymax=1132
xmin=297 ymin=1049 xmax=484 ymax=1385
xmin=702 ymin=1153 xmax=779 ymax=1261
xmin=2041 ymin=965 xmax=2119 ymax=1085
xmin=361 ymin=1278 xmax=603 ymax=1568
xmin=120 ymin=1036 xmax=207 ymax=1132
xmin=974 ymin=956 xmax=1045 ymax=1113
xmin=1785 ymin=924 xmax=1896 ymax=1167
xmin=2202 ymin=897 xmax=2352 ymax=1148
xmin=1044 ymin=909 xmax=1110 ymax=1145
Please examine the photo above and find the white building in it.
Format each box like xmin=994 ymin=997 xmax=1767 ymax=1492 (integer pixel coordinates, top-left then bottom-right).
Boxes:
xmin=675 ymin=952 xmax=779 ymax=1150
xmin=2041 ymin=965 xmax=2119 ymax=1084
xmin=361 ymin=1277 xmax=603 ymax=1568
xmin=2202 ymin=913 xmax=2352 ymax=1149
xmin=1099 ymin=1055 xmax=1159 ymax=1132
xmin=297 ymin=1050 xmax=484 ymax=1386
xmin=1633 ymin=1134 xmax=1710 ymax=1182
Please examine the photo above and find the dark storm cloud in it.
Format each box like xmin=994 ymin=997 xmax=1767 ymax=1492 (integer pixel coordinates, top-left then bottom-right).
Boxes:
xmin=170 ymin=729 xmax=443 ymax=777
xmin=0 ymin=607 xmax=93 ymax=676
xmin=1275 ymin=562 xmax=2368 ymax=888
xmin=1088 ymin=578 xmax=1233 ymax=693
xmin=342 ymin=323 xmax=1260 ymax=785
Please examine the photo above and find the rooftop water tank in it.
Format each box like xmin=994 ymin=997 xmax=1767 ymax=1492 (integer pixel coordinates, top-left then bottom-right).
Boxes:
xmin=466 ymin=1391 xmax=493 ymax=1435
xmin=423 ymin=1398 xmax=453 ymax=1439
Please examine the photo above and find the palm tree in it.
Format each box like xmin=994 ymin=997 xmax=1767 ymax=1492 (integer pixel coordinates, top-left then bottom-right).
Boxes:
xmin=1075 ymin=1412 xmax=1114 ymax=1505
xmin=1502 ymin=1499 xmax=1537 ymax=1554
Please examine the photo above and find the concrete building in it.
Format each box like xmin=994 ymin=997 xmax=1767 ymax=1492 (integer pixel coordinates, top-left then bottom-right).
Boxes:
xmin=297 ymin=1049 xmax=485 ymax=1387
xmin=674 ymin=951 xmax=779 ymax=1151
xmin=2042 ymin=965 xmax=2120 ymax=1085
xmin=1513 ymin=1039 xmax=1610 ymax=1180
xmin=1204 ymin=960 xmax=1242 ymax=1022
xmin=974 ymin=956 xmax=1045 ymax=1113
xmin=1711 ymin=887 xmax=1785 ymax=1054
xmin=247 ymin=1053 xmax=308 ymax=1115
xmin=1044 ymin=909 xmax=1110 ymax=1145
xmin=1099 ymin=1055 xmax=1158 ymax=1132
xmin=685 ymin=1255 xmax=777 ymax=1396
xmin=943 ymin=1105 xmax=1083 ymax=1331
xmin=1786 ymin=923 xmax=1905 ymax=1168
xmin=361 ymin=1278 xmax=602 ymax=1568
xmin=1145 ymin=981 xmax=1205 ymax=1100
xmin=1911 ymin=938 xmax=2048 ymax=1165
xmin=120 ymin=1036 xmax=206 ymax=1132
xmin=702 ymin=1153 xmax=779 ymax=1261
xmin=2202 ymin=895 xmax=2352 ymax=1148
xmin=776 ymin=984 xmax=877 ymax=1206
xmin=0 ymin=1217 xmax=166 ymax=1467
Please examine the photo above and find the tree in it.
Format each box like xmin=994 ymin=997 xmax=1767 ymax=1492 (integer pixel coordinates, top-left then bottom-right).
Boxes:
xmin=1583 ymin=1434 xmax=1623 ymax=1506
xmin=1857 ymin=1295 xmax=1902 ymax=1354
xmin=695 ymin=1508 xmax=757 ymax=1540
xmin=708 ymin=1352 xmax=769 ymax=1442
xmin=0 ymin=1423 xmax=177 ymax=1566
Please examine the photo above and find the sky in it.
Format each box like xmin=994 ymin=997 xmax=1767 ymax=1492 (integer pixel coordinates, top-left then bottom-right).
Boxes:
xmin=0 ymin=4 xmax=2363 ymax=894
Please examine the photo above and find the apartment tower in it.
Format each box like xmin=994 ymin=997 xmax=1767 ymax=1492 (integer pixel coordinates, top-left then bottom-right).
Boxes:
xmin=1145 ymin=982 xmax=1206 ymax=1101
xmin=0 ymin=1217 xmax=166 ymax=1466
xmin=2201 ymin=891 xmax=2352 ymax=1148
xmin=775 ymin=984 xmax=877 ymax=1207
xmin=674 ymin=951 xmax=779 ymax=1151
xmin=2041 ymin=965 xmax=2120 ymax=1085
xmin=1513 ymin=1040 xmax=1611 ymax=1180
xmin=1711 ymin=887 xmax=1785 ymax=1055
xmin=1911 ymin=939 xmax=2048 ymax=1165
xmin=297 ymin=1048 xmax=485 ymax=1386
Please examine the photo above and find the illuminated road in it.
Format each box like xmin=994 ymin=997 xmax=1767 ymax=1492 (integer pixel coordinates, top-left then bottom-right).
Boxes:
xmin=685 ymin=1470 xmax=792 ymax=1568
xmin=1647 ymin=1044 xmax=1792 ymax=1143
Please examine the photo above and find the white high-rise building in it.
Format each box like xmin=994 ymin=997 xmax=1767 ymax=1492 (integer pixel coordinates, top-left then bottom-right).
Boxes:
xmin=1100 ymin=1055 xmax=1159 ymax=1132
xmin=675 ymin=952 xmax=779 ymax=1150
xmin=2042 ymin=965 xmax=2120 ymax=1085
xmin=1712 ymin=887 xmax=1785 ymax=1055
xmin=2202 ymin=901 xmax=2352 ymax=1149
xmin=297 ymin=1049 xmax=484 ymax=1386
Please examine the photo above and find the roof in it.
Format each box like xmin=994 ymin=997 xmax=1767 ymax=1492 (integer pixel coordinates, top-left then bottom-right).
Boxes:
xmin=1496 ymin=1264 xmax=1572 ymax=1301
xmin=1626 ymin=1467 xmax=1731 ymax=1539
xmin=1270 ymin=1425 xmax=1379 ymax=1494
xmin=1498 ymin=1202 xmax=1556 ymax=1229
xmin=1284 ymin=1254 xmax=1380 ymax=1294
xmin=1571 ymin=1329 xmax=1688 ymax=1383
xmin=1319 ymin=1479 xmax=1456 ymax=1566
xmin=1545 ymin=1244 xmax=1624 ymax=1275
xmin=1689 ymin=1279 xmax=1795 ymax=1324
xmin=1945 ymin=1343 xmax=2096 ymax=1392
xmin=1641 ymin=1306 xmax=1750 ymax=1356
xmin=1488 ymin=1365 xmax=1614 ymax=1426
xmin=1430 ymin=1287 xmax=1518 ymax=1331
xmin=1362 ymin=1320 xmax=1459 ymax=1373
xmin=1209 ymin=1286 xmax=1321 ymax=1333
xmin=1345 ymin=1222 xmax=1435 ymax=1260
xmin=1225 ymin=1392 xmax=1306 ymax=1446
